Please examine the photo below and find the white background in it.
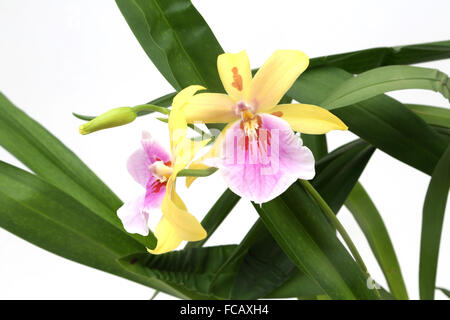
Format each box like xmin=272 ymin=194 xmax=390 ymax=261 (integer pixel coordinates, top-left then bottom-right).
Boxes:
xmin=0 ymin=0 xmax=449 ymax=299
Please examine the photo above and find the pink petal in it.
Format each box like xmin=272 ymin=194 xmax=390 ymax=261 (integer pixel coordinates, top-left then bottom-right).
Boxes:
xmin=144 ymin=179 xmax=167 ymax=210
xmin=117 ymin=194 xmax=150 ymax=236
xmin=220 ymin=114 xmax=315 ymax=203
xmin=126 ymin=131 xmax=171 ymax=187
xmin=141 ymin=131 xmax=171 ymax=163
xmin=127 ymin=149 xmax=151 ymax=187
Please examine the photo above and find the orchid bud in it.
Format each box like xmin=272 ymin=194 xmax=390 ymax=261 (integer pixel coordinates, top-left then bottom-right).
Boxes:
xmin=78 ymin=107 xmax=137 ymax=135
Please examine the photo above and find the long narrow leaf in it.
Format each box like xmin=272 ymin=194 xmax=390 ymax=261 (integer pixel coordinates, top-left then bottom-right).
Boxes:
xmin=345 ymin=182 xmax=408 ymax=300
xmin=309 ymin=40 xmax=450 ymax=74
xmin=0 ymin=93 xmax=156 ymax=248
xmin=419 ymin=145 xmax=450 ymax=299
xmin=253 ymin=200 xmax=357 ymax=300
xmin=288 ymin=67 xmax=446 ymax=175
xmin=0 ymin=161 xmax=195 ymax=299
xmin=115 ymin=0 xmax=223 ymax=91
xmin=119 ymin=245 xmax=238 ymax=299
xmin=321 ymin=66 xmax=450 ymax=110
xmin=405 ymin=104 xmax=450 ymax=129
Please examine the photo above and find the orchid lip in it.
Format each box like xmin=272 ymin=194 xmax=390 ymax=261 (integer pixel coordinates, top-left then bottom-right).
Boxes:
xmin=149 ymin=160 xmax=173 ymax=182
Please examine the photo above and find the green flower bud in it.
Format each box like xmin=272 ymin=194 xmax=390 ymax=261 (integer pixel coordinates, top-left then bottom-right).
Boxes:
xmin=79 ymin=107 xmax=137 ymax=135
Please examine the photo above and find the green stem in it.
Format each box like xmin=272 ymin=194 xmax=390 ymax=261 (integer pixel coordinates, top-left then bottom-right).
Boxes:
xmin=299 ymin=180 xmax=368 ymax=274
xmin=132 ymin=104 xmax=170 ymax=115
xmin=177 ymin=167 xmax=218 ymax=177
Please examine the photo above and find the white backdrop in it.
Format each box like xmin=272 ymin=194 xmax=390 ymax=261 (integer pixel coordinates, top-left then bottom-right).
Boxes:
xmin=0 ymin=0 xmax=449 ymax=299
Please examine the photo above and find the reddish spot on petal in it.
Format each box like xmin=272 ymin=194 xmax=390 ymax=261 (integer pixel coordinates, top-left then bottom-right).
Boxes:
xmin=130 ymin=258 xmax=138 ymax=264
xmin=271 ymin=111 xmax=283 ymax=117
xmin=231 ymin=67 xmax=243 ymax=91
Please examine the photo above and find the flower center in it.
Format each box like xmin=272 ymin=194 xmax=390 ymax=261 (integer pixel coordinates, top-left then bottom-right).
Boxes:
xmin=149 ymin=160 xmax=173 ymax=182
xmin=234 ymin=101 xmax=260 ymax=139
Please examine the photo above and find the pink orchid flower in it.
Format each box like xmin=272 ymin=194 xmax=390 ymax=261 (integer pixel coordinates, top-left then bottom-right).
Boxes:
xmin=118 ymin=87 xmax=210 ymax=254
xmin=180 ymin=50 xmax=348 ymax=203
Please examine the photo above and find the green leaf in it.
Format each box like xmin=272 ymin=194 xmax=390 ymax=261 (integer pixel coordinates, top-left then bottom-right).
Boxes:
xmin=313 ymin=139 xmax=375 ymax=213
xmin=119 ymin=245 xmax=238 ymax=299
xmin=0 ymin=92 xmax=156 ymax=248
xmin=185 ymin=188 xmax=240 ymax=249
xmin=255 ymin=183 xmax=380 ymax=300
xmin=253 ymin=200 xmax=356 ymax=300
xmin=115 ymin=0 xmax=223 ymax=91
xmin=218 ymin=138 xmax=375 ymax=300
xmin=345 ymin=182 xmax=408 ymax=300
xmin=0 ymin=161 xmax=197 ymax=299
xmin=288 ymin=67 xmax=447 ymax=175
xmin=437 ymin=287 xmax=450 ymax=298
xmin=419 ymin=145 xmax=450 ymax=300
xmin=230 ymin=221 xmax=300 ymax=299
xmin=405 ymin=104 xmax=450 ymax=129
xmin=321 ymin=66 xmax=449 ymax=110
xmin=309 ymin=40 xmax=450 ymax=74
xmin=301 ymin=134 xmax=328 ymax=160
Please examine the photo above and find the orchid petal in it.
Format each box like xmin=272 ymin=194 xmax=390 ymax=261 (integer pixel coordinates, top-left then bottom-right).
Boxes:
xmin=170 ymin=85 xmax=205 ymax=153
xmin=220 ymin=114 xmax=315 ymax=203
xmin=144 ymin=178 xmax=166 ymax=209
xmin=217 ymin=51 xmax=252 ymax=102
xmin=184 ymin=122 xmax=233 ymax=187
xmin=162 ymin=178 xmax=207 ymax=241
xmin=117 ymin=194 xmax=149 ymax=236
xmin=141 ymin=131 xmax=171 ymax=163
xmin=183 ymin=93 xmax=237 ymax=124
xmin=173 ymin=137 xmax=211 ymax=175
xmin=271 ymin=104 xmax=348 ymax=134
xmin=127 ymin=149 xmax=151 ymax=187
xmin=249 ymin=50 xmax=309 ymax=113
xmin=147 ymin=217 xmax=183 ymax=255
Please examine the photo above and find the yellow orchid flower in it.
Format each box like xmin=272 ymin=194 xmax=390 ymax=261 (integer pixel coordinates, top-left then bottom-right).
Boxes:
xmin=180 ymin=50 xmax=348 ymax=203
xmin=117 ymin=86 xmax=209 ymax=255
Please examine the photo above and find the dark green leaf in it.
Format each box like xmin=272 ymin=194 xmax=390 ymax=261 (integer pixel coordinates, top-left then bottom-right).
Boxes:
xmin=321 ymin=66 xmax=449 ymax=110
xmin=253 ymin=199 xmax=357 ymax=300
xmin=220 ymin=138 xmax=375 ymax=299
xmin=288 ymin=67 xmax=446 ymax=175
xmin=115 ymin=0 xmax=223 ymax=91
xmin=301 ymin=134 xmax=328 ymax=160
xmin=0 ymin=93 xmax=156 ymax=248
xmin=345 ymin=182 xmax=408 ymax=300
xmin=119 ymin=245 xmax=238 ymax=299
xmin=0 ymin=161 xmax=197 ymax=299
xmin=230 ymin=221 xmax=299 ymax=300
xmin=185 ymin=188 xmax=240 ymax=249
xmin=309 ymin=40 xmax=450 ymax=74
xmin=437 ymin=287 xmax=450 ymax=298
xmin=312 ymin=139 xmax=375 ymax=213
xmin=419 ymin=145 xmax=450 ymax=299
xmin=405 ymin=104 xmax=450 ymax=129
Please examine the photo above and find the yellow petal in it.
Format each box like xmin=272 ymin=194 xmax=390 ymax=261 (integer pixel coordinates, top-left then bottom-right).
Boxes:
xmin=173 ymin=137 xmax=211 ymax=175
xmin=184 ymin=122 xmax=234 ymax=188
xmin=249 ymin=50 xmax=309 ymax=113
xmin=147 ymin=217 xmax=183 ymax=255
xmin=270 ymin=104 xmax=348 ymax=134
xmin=161 ymin=178 xmax=207 ymax=241
xmin=217 ymin=51 xmax=252 ymax=102
xmin=170 ymin=85 xmax=205 ymax=152
xmin=183 ymin=93 xmax=237 ymax=124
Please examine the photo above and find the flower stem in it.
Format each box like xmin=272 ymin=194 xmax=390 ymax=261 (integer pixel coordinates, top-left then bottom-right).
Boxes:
xmin=177 ymin=167 xmax=218 ymax=177
xmin=132 ymin=104 xmax=171 ymax=115
xmin=299 ymin=179 xmax=368 ymax=274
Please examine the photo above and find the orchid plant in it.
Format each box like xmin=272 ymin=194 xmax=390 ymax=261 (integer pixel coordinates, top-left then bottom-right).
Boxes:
xmin=1 ymin=0 xmax=450 ymax=301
